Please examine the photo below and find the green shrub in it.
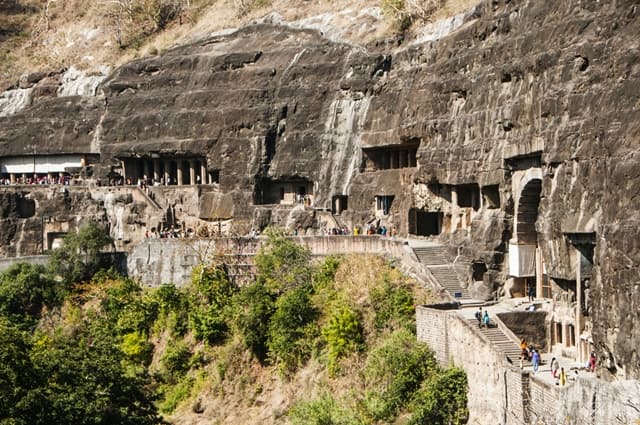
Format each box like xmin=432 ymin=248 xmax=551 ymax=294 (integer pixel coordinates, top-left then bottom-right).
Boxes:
xmin=381 ymin=0 xmax=412 ymax=31
xmin=363 ymin=329 xmax=436 ymax=420
xmin=152 ymin=284 xmax=189 ymax=337
xmin=188 ymin=264 xmax=237 ymax=344
xmin=158 ymin=376 xmax=194 ymax=414
xmin=313 ymin=256 xmax=342 ymax=290
xmin=161 ymin=341 xmax=191 ymax=380
xmin=267 ymin=285 xmax=319 ymax=374
xmin=120 ymin=330 xmax=153 ymax=364
xmin=322 ymin=304 xmax=364 ymax=376
xmin=232 ymin=281 xmax=275 ymax=362
xmin=408 ymin=367 xmax=468 ymax=425
xmin=254 ymin=228 xmax=312 ymax=294
xmin=288 ymin=393 xmax=354 ymax=425
xmin=189 ymin=305 xmax=228 ymax=344
xmin=0 ymin=262 xmax=62 ymax=325
xmin=370 ymin=273 xmax=415 ymax=332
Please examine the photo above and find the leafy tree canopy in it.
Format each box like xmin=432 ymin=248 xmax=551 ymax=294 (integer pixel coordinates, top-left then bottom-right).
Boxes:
xmin=48 ymin=223 xmax=114 ymax=285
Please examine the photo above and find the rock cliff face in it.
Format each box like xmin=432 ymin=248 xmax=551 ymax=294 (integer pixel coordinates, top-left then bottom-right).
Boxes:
xmin=0 ymin=0 xmax=639 ymax=380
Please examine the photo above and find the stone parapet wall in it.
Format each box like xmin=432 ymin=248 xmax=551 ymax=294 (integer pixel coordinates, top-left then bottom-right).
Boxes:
xmin=127 ymin=236 xmax=412 ymax=287
xmin=0 ymin=255 xmax=49 ymax=272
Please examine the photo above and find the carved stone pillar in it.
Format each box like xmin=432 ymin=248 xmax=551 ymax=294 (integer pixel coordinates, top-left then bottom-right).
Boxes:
xmin=189 ymin=160 xmax=196 ymax=185
xmin=153 ymin=159 xmax=160 ymax=183
xmin=177 ymin=161 xmax=183 ymax=186
xmin=201 ymin=162 xmax=207 ymax=184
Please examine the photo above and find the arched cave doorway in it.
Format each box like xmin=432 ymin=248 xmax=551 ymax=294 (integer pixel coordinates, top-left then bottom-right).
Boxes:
xmin=516 ymin=179 xmax=541 ymax=244
xmin=510 ymin=177 xmax=549 ymax=299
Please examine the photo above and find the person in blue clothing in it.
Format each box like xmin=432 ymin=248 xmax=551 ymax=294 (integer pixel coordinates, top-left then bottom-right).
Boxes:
xmin=482 ymin=310 xmax=490 ymax=328
xmin=531 ymin=349 xmax=540 ymax=373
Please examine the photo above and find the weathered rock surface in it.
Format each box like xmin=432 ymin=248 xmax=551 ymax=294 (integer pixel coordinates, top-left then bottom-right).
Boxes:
xmin=0 ymin=0 xmax=639 ymax=382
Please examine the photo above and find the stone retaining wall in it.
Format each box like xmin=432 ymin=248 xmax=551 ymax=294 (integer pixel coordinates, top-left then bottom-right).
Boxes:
xmin=416 ymin=306 xmax=640 ymax=425
xmin=127 ymin=236 xmax=412 ymax=286
xmin=0 ymin=255 xmax=49 ymax=272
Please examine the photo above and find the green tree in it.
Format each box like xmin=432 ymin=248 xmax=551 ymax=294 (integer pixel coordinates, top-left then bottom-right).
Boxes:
xmin=254 ymin=228 xmax=312 ymax=294
xmin=25 ymin=332 xmax=165 ymax=425
xmin=408 ymin=367 xmax=468 ymax=425
xmin=232 ymin=281 xmax=275 ymax=362
xmin=363 ymin=329 xmax=437 ymax=420
xmin=48 ymin=223 xmax=114 ymax=285
xmin=267 ymin=285 xmax=319 ymax=374
xmin=188 ymin=264 xmax=237 ymax=344
xmin=0 ymin=262 xmax=62 ymax=326
xmin=322 ymin=303 xmax=364 ymax=376
xmin=0 ymin=318 xmax=37 ymax=424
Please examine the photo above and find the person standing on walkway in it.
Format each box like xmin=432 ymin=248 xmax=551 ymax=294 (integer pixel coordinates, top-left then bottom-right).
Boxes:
xmin=531 ymin=349 xmax=540 ymax=373
xmin=589 ymin=351 xmax=597 ymax=372
xmin=528 ymin=284 xmax=535 ymax=302
xmin=559 ymin=367 xmax=567 ymax=386
xmin=550 ymin=357 xmax=559 ymax=378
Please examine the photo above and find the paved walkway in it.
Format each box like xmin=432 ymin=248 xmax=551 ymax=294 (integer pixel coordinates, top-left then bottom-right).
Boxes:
xmin=458 ymin=296 xmax=600 ymax=388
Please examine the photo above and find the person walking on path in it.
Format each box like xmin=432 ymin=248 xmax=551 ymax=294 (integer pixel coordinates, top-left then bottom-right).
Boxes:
xmin=482 ymin=310 xmax=490 ymax=328
xmin=531 ymin=349 xmax=540 ymax=373
xmin=550 ymin=357 xmax=559 ymax=378
xmin=528 ymin=284 xmax=535 ymax=302
xmin=475 ymin=307 xmax=483 ymax=328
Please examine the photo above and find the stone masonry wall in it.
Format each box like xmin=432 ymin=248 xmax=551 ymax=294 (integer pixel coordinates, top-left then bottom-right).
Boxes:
xmin=127 ymin=236 xmax=413 ymax=286
xmin=417 ymin=306 xmax=640 ymax=425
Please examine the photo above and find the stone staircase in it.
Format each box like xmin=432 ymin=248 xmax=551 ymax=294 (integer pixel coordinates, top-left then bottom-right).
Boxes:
xmin=469 ymin=318 xmax=530 ymax=366
xmin=430 ymin=265 xmax=471 ymax=299
xmin=412 ymin=244 xmax=471 ymax=300
xmin=413 ymin=245 xmax=449 ymax=265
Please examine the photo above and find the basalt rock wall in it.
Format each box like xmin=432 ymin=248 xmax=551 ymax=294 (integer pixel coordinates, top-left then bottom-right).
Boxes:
xmin=0 ymin=0 xmax=639 ymax=379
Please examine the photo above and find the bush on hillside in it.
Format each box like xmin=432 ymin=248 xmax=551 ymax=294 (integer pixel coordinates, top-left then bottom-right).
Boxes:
xmin=254 ymin=228 xmax=312 ymax=294
xmin=381 ymin=0 xmax=444 ymax=31
xmin=408 ymin=367 xmax=469 ymax=425
xmin=188 ymin=264 xmax=237 ymax=344
xmin=370 ymin=271 xmax=415 ymax=332
xmin=322 ymin=303 xmax=364 ymax=376
xmin=0 ymin=262 xmax=62 ymax=326
xmin=363 ymin=329 xmax=437 ymax=420
xmin=232 ymin=281 xmax=275 ymax=363
xmin=267 ymin=285 xmax=319 ymax=374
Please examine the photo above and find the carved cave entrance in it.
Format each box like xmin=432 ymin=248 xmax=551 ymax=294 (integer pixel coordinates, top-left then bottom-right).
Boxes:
xmin=361 ymin=143 xmax=418 ymax=172
xmin=120 ymin=156 xmax=210 ymax=186
xmin=331 ymin=195 xmax=348 ymax=215
xmin=408 ymin=208 xmax=443 ymax=236
xmin=510 ymin=178 xmax=548 ymax=299
xmin=254 ymin=178 xmax=314 ymax=206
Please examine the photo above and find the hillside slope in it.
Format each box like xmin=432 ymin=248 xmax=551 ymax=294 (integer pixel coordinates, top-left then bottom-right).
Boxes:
xmin=0 ymin=0 xmax=475 ymax=90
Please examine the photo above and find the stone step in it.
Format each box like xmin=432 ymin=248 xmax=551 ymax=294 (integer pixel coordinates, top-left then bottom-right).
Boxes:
xmin=468 ymin=319 xmax=530 ymax=364
xmin=413 ymin=246 xmax=449 ymax=265
xmin=429 ymin=265 xmax=470 ymax=299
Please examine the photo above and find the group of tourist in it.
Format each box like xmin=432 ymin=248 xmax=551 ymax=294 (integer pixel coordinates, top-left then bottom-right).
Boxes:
xmin=474 ymin=306 xmax=492 ymax=328
xmin=518 ymin=337 xmax=597 ymax=385
xmin=319 ymin=224 xmax=398 ymax=237
xmin=0 ymin=175 xmax=71 ymax=185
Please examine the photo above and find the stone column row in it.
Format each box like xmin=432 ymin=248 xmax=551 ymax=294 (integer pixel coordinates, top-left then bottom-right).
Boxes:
xmin=127 ymin=158 xmax=209 ymax=186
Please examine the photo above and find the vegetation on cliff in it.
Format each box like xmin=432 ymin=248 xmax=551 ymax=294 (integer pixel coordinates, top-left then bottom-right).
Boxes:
xmin=0 ymin=225 xmax=468 ymax=424
xmin=0 ymin=0 xmax=475 ymax=90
